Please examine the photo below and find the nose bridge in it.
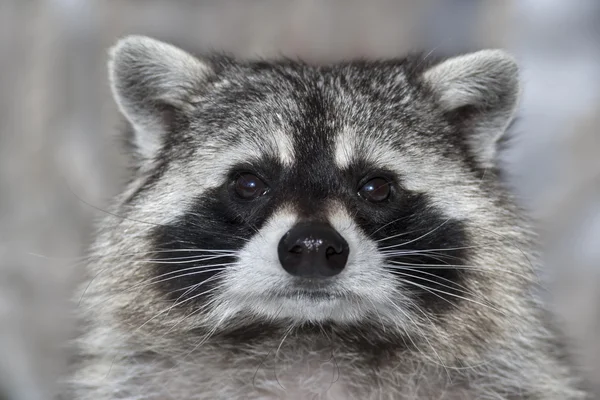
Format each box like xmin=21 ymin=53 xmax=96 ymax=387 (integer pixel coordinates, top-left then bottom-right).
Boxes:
xmin=294 ymin=197 xmax=329 ymax=221
xmin=285 ymin=161 xmax=341 ymax=220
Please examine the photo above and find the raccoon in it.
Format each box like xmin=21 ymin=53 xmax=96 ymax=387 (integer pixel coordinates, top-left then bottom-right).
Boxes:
xmin=64 ymin=35 xmax=588 ymax=399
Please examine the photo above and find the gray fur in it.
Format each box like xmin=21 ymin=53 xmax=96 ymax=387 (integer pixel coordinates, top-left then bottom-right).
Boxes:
xmin=62 ymin=36 xmax=588 ymax=399
xmin=423 ymin=50 xmax=520 ymax=167
xmin=109 ymin=35 xmax=214 ymax=162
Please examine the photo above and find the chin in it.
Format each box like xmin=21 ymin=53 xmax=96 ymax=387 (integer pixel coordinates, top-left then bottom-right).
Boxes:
xmin=253 ymin=294 xmax=365 ymax=324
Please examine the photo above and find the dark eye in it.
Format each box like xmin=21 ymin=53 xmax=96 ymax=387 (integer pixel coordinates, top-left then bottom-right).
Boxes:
xmin=234 ymin=173 xmax=268 ymax=200
xmin=358 ymin=177 xmax=391 ymax=202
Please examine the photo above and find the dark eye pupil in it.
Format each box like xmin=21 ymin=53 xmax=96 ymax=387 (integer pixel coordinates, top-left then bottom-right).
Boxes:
xmin=359 ymin=178 xmax=390 ymax=202
xmin=235 ymin=173 xmax=267 ymax=199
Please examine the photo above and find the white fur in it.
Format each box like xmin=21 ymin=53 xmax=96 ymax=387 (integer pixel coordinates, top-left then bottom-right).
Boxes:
xmin=334 ymin=127 xmax=492 ymax=221
xmin=215 ymin=203 xmax=407 ymax=326
xmin=109 ymin=35 xmax=213 ymax=161
xmin=422 ymin=50 xmax=517 ymax=111
xmin=422 ymin=50 xmax=521 ymax=167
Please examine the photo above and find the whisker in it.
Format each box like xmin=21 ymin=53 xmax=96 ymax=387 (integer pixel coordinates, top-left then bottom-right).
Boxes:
xmin=132 ymin=273 xmax=227 ymax=334
xmin=375 ymin=228 xmax=428 ymax=244
xmin=386 ymin=301 xmax=451 ymax=378
xmin=80 ymin=264 xmax=232 ymax=311
xmin=162 ymin=292 xmax=225 ymax=336
xmin=187 ymin=210 xmax=261 ymax=238
xmin=381 ymin=244 xmax=486 ymax=252
xmin=180 ymin=310 xmax=231 ymax=361
xmin=273 ymin=325 xmax=295 ymax=391
xmin=378 ymin=218 xmax=452 ymax=250
xmin=163 ymin=276 xmax=230 ymax=319
xmin=137 ymin=255 xmax=235 ymax=265
xmin=386 ymin=260 xmax=531 ymax=280
xmin=365 ymin=297 xmax=386 ymax=333
xmin=78 ymin=256 xmax=232 ymax=306
xmin=388 ymin=269 xmax=478 ymax=301
xmin=29 ymin=248 xmax=237 ymax=266
xmin=369 ymin=216 xmax=414 ymax=239
xmin=386 ymin=265 xmax=476 ymax=295
xmin=401 ymin=295 xmax=493 ymax=371
xmin=395 ymin=253 xmax=457 ymax=265
xmin=393 ymin=274 xmax=509 ymax=316
xmin=409 ymin=252 xmax=464 ymax=263
xmin=135 ymin=266 xmax=230 ymax=289
xmin=65 ymin=180 xmax=169 ymax=228
xmin=468 ymin=225 xmax=536 ymax=273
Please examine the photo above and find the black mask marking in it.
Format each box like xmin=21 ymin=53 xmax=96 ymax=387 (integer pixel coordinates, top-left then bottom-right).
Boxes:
xmin=149 ymin=78 xmax=470 ymax=316
xmin=351 ymin=188 xmax=470 ymax=313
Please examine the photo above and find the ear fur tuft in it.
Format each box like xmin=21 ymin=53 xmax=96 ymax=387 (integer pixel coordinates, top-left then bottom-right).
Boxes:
xmin=423 ymin=49 xmax=520 ymax=166
xmin=108 ymin=35 xmax=213 ymax=162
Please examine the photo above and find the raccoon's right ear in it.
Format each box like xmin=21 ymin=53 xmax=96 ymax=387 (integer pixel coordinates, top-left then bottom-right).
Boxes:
xmin=108 ymin=35 xmax=214 ymax=162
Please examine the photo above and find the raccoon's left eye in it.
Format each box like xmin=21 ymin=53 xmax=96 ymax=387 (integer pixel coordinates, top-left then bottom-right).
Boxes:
xmin=358 ymin=177 xmax=391 ymax=202
xmin=234 ymin=173 xmax=268 ymax=200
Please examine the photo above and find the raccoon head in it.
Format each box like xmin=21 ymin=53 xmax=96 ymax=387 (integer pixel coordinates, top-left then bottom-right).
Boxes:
xmin=94 ymin=35 xmax=529 ymax=360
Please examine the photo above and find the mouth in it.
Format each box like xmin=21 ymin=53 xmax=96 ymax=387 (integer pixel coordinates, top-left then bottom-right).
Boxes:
xmin=279 ymin=280 xmax=343 ymax=301
xmin=283 ymin=289 xmax=340 ymax=301
xmin=241 ymin=280 xmax=363 ymax=323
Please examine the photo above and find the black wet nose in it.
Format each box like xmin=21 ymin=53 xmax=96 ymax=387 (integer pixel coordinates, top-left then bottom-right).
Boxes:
xmin=278 ymin=222 xmax=350 ymax=278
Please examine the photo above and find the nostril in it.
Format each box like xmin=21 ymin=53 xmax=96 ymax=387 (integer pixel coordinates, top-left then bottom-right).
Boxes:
xmin=325 ymin=246 xmax=338 ymax=258
xmin=290 ymin=245 xmax=303 ymax=254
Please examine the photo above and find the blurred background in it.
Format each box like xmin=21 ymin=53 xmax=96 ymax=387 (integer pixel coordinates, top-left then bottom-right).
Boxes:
xmin=0 ymin=0 xmax=599 ymax=399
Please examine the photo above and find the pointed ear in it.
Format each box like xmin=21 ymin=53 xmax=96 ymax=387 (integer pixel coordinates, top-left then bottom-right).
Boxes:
xmin=422 ymin=49 xmax=520 ymax=167
xmin=108 ymin=35 xmax=214 ymax=162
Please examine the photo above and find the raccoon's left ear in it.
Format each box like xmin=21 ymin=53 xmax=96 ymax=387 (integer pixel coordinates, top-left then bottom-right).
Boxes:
xmin=108 ymin=35 xmax=214 ymax=163
xmin=422 ymin=49 xmax=520 ymax=167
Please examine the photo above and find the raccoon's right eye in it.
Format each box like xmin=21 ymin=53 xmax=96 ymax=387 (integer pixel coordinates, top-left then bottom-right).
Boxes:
xmin=233 ymin=173 xmax=268 ymax=200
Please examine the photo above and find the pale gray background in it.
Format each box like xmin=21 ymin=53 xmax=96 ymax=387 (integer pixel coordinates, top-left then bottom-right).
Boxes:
xmin=0 ymin=1 xmax=599 ymax=399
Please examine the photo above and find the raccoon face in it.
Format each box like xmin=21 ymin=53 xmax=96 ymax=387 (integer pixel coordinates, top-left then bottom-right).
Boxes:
xmin=100 ymin=36 xmax=524 ymax=345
